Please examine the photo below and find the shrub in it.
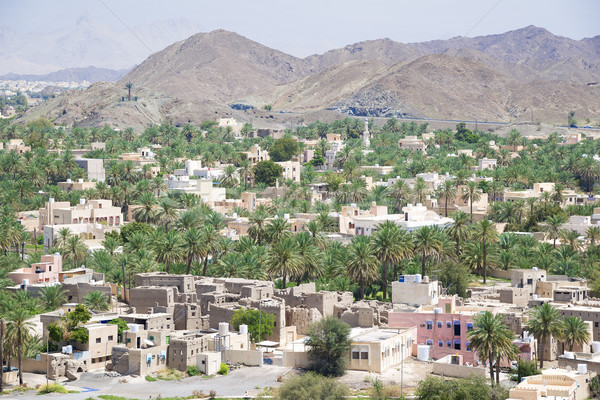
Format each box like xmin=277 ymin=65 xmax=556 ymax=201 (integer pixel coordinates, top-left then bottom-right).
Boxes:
xmin=186 ymin=365 xmax=201 ymax=376
xmin=305 ymin=317 xmax=352 ymax=377
xmin=38 ymin=382 xmax=68 ymax=394
xmin=145 ymin=375 xmax=158 ymax=381
xmin=218 ymin=363 xmax=229 ymax=375
xmin=276 ymin=372 xmax=349 ymax=400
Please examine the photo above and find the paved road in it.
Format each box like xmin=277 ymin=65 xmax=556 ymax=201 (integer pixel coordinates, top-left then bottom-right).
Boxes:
xmin=13 ymin=366 xmax=291 ymax=399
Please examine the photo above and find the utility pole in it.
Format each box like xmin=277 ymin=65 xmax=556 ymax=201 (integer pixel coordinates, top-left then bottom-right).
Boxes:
xmin=258 ymin=300 xmax=262 ymax=350
xmin=0 ymin=318 xmax=4 ymax=392
xmin=400 ymin=341 xmax=404 ymax=397
xmin=46 ymin=330 xmax=49 ymax=387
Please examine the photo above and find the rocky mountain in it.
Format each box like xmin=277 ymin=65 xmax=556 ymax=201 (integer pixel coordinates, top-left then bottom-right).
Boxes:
xmin=0 ymin=66 xmax=129 ymax=83
xmin=19 ymin=26 xmax=600 ymax=129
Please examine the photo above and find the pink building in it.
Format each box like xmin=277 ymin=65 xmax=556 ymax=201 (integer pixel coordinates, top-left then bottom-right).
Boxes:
xmin=388 ymin=297 xmax=479 ymax=364
xmin=8 ymin=253 xmax=63 ymax=285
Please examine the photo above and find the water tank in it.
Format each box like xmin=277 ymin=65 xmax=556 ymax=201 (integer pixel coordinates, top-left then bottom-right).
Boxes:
xmin=423 ymin=276 xmax=429 ymax=283
xmin=22 ymin=279 xmax=29 ymax=286
xmin=434 ymin=308 xmax=442 ymax=314
xmin=399 ymin=276 xmax=405 ymax=283
xmin=130 ymin=324 xmax=139 ymax=333
xmin=564 ymin=351 xmax=575 ymax=359
xmin=283 ymin=213 xmax=290 ymax=220
xmin=49 ymin=197 xmax=55 ymax=203
xmin=80 ymin=198 xmax=85 ymax=205
xmin=414 ymin=274 xmax=422 ymax=283
xmin=532 ymin=294 xmax=538 ymax=300
xmin=219 ymin=322 xmax=229 ymax=337
xmin=232 ymin=213 xmax=237 ymax=219
xmin=66 ymin=345 xmax=73 ymax=354
xmin=532 ymin=267 xmax=538 ymax=271
xmin=592 ymin=342 xmax=600 ymax=353
xmin=417 ymin=345 xmax=430 ymax=361
xmin=578 ymin=364 xmax=588 ymax=374
xmin=239 ymin=324 xmax=248 ymax=335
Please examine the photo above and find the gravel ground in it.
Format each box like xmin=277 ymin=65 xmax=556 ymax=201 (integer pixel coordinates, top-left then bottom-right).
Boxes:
xmin=9 ymin=365 xmax=291 ymax=399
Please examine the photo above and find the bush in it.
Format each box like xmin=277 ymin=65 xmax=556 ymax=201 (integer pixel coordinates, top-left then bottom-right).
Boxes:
xmin=231 ymin=307 xmax=275 ymax=343
xmin=218 ymin=363 xmax=229 ymax=375
xmin=156 ymin=368 xmax=183 ymax=380
xmin=276 ymin=372 xmax=349 ymax=400
xmin=186 ymin=365 xmax=201 ymax=376
xmin=305 ymin=317 xmax=352 ymax=377
xmin=510 ymin=359 xmax=540 ymax=382
xmin=415 ymin=375 xmax=508 ymax=400
xmin=145 ymin=375 xmax=157 ymax=381
xmin=38 ymin=382 xmax=68 ymax=394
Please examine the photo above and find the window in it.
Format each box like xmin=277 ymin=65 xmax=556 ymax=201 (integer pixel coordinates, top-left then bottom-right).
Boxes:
xmin=454 ymin=340 xmax=461 ymax=350
xmin=426 ymin=340 xmax=433 ymax=346
xmin=126 ymin=338 xmax=131 ymax=343
xmin=96 ymin=338 xmax=101 ymax=343
xmin=352 ymin=352 xmax=360 ymax=360
xmin=426 ymin=321 xmax=433 ymax=330
xmin=446 ymin=321 xmax=452 ymax=328
xmin=466 ymin=322 xmax=474 ymax=331
xmin=108 ymin=335 xmax=113 ymax=341
xmin=438 ymin=341 xmax=444 ymax=347
xmin=150 ymin=336 xmax=155 ymax=341
xmin=447 ymin=341 xmax=452 ymax=348
xmin=527 ymin=278 xmax=533 ymax=285
xmin=437 ymin=322 xmax=442 ymax=328
xmin=595 ymin=322 xmax=599 ymax=328
xmin=361 ymin=352 xmax=369 ymax=360
xmin=466 ymin=342 xmax=472 ymax=351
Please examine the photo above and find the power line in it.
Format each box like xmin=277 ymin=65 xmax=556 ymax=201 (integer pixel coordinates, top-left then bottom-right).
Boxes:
xmin=464 ymin=0 xmax=503 ymax=37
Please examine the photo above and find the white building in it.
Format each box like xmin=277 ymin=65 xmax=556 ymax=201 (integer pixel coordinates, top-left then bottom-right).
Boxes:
xmin=392 ymin=275 xmax=440 ymax=306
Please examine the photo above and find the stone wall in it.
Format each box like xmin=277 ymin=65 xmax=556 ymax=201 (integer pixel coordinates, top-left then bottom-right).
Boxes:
xmin=129 ymin=287 xmax=176 ymax=309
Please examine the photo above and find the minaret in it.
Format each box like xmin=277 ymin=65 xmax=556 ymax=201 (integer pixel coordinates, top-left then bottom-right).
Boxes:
xmin=362 ymin=118 xmax=370 ymax=148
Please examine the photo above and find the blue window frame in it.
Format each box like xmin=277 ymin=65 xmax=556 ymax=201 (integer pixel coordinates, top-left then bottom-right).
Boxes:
xmin=438 ymin=340 xmax=444 ymax=347
xmin=446 ymin=321 xmax=452 ymax=328
xmin=426 ymin=321 xmax=433 ymax=330
xmin=466 ymin=341 xmax=472 ymax=351
xmin=426 ymin=340 xmax=433 ymax=346
xmin=437 ymin=321 xmax=442 ymax=328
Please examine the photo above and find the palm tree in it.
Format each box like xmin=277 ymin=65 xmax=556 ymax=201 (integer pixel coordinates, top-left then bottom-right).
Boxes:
xmin=473 ymin=220 xmax=498 ymax=284
xmin=6 ymin=309 xmax=33 ymax=385
xmin=61 ymin=235 xmax=88 ymax=269
xmin=461 ymin=181 xmax=481 ymax=222
xmin=372 ymin=221 xmax=407 ymax=300
xmin=40 ymin=285 xmax=67 ymax=311
xmin=83 ymin=291 xmax=110 ymax=311
xmin=101 ymin=236 xmax=120 ymax=256
xmin=239 ymin=159 xmax=253 ymax=190
xmin=125 ymin=81 xmax=133 ymax=101
xmin=388 ymin=179 xmax=411 ymax=212
xmin=527 ymin=303 xmax=563 ymax=368
xmin=265 ymin=218 xmax=291 ymax=244
xmin=577 ymin=156 xmax=600 ymax=193
xmin=155 ymin=197 xmax=179 ymax=232
xmin=543 ymin=214 xmax=568 ymax=248
xmin=183 ymin=227 xmax=203 ymax=275
xmin=266 ymin=237 xmax=302 ymax=288
xmin=248 ymin=209 xmax=268 ymax=245
xmin=586 ymin=226 xmax=600 ymax=246
xmin=220 ymin=165 xmax=238 ymax=188
xmin=133 ymin=192 xmax=157 ymax=223
xmin=413 ymin=177 xmax=428 ymax=204
xmin=508 ymin=129 xmax=522 ymax=152
xmin=561 ymin=316 xmax=590 ymax=352
xmin=152 ymin=230 xmax=184 ymax=273
xmin=413 ymin=226 xmax=443 ymax=277
xmin=447 ymin=211 xmax=471 ymax=257
xmin=468 ymin=311 xmax=515 ymax=385
xmin=438 ymin=180 xmax=457 ymax=217
xmin=346 ymin=236 xmax=379 ymax=299
xmin=199 ymin=226 xmax=220 ymax=276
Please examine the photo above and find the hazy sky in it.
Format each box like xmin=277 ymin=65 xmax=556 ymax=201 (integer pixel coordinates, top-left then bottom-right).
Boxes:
xmin=2 ymin=0 xmax=599 ymax=57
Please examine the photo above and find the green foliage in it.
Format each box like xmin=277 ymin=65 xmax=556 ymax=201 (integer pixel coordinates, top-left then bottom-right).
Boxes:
xmin=590 ymin=375 xmax=600 ymax=398
xmin=455 ymin=122 xmax=480 ymax=143
xmin=305 ymin=316 xmax=351 ymax=377
xmin=276 ymin=372 xmax=349 ymax=400
xmin=47 ymin=322 xmax=65 ymax=344
xmin=415 ymin=375 xmax=509 ymax=400
xmin=253 ymin=160 xmax=282 ymax=186
xmin=65 ymin=304 xmax=92 ymax=330
xmin=119 ymin=222 xmax=154 ymax=242
xmin=217 ymin=363 xmax=229 ymax=375
xmin=37 ymin=382 xmax=68 ymax=394
xmin=108 ymin=318 xmax=129 ymax=338
xmin=269 ymin=137 xmax=300 ymax=162
xmin=145 ymin=375 xmax=158 ymax=381
xmin=186 ymin=365 xmax=201 ymax=376
xmin=231 ymin=307 xmax=275 ymax=343
xmin=436 ymin=261 xmax=471 ymax=298
xmin=69 ymin=326 xmax=89 ymax=343
xmin=264 ymin=104 xmax=273 ymax=111
xmin=510 ymin=359 xmax=540 ymax=382
xmin=83 ymin=290 xmax=110 ymax=311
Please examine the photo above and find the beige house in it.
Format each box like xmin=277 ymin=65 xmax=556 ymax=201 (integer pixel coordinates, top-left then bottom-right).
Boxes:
xmin=398 ymin=136 xmax=427 ymax=152
xmin=58 ymin=179 xmax=97 ymax=192
xmin=241 ymin=144 xmax=270 ymax=163
xmin=348 ymin=327 xmax=415 ymax=373
xmin=276 ymin=160 xmax=301 ymax=183
xmin=391 ymin=275 xmax=440 ymax=306
xmin=77 ymin=323 xmax=119 ymax=369
xmin=507 ymin=368 xmax=591 ymax=400
xmin=5 ymin=138 xmax=31 ymax=153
